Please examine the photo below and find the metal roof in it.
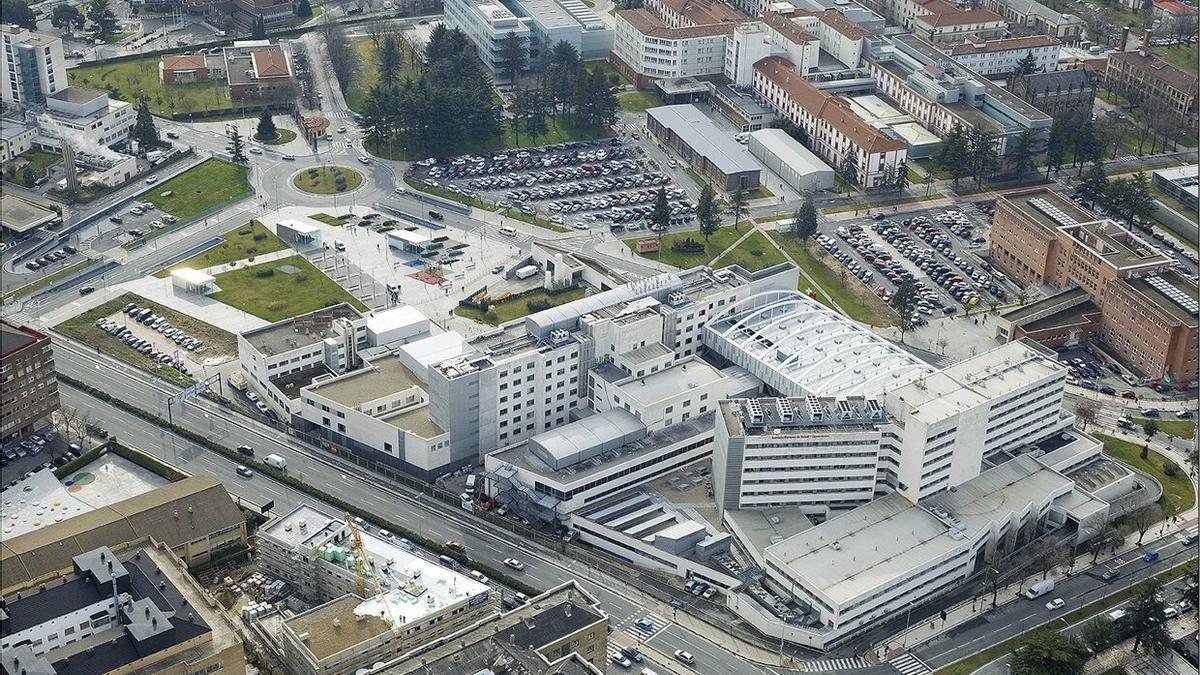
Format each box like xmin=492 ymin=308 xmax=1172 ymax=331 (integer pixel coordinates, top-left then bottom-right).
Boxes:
xmin=528 ymin=409 xmax=647 ymax=470
xmin=647 ymin=104 xmax=763 ymax=177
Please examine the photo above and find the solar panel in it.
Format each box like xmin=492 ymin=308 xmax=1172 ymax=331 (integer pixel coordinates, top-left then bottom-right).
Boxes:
xmin=1146 ymin=275 xmax=1200 ymax=315
xmin=1028 ymin=197 xmax=1078 ymax=227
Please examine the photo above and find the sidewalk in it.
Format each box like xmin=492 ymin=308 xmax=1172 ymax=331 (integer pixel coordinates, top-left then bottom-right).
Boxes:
xmin=197 ymin=248 xmax=294 ymax=276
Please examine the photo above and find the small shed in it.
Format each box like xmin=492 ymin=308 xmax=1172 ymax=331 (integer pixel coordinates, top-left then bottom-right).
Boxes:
xmin=171 ymin=268 xmax=217 ymax=295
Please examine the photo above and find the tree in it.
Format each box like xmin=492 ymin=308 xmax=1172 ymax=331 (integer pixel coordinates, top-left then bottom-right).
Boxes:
xmin=1009 ymin=130 xmax=1040 ymax=178
xmin=770 ymin=117 xmax=810 ymax=147
xmin=51 ymin=3 xmax=86 ymax=31
xmin=1121 ymin=172 xmax=1157 ymax=225
xmin=837 ymin=150 xmax=858 ymax=190
xmin=1130 ymin=504 xmax=1161 ymax=546
xmin=1079 ymin=161 xmax=1108 ymax=208
xmin=227 ymin=126 xmax=248 ymax=165
xmin=545 ymin=41 xmax=580 ymax=115
xmin=132 ymin=96 xmax=158 ymax=147
xmin=696 ymin=184 xmax=721 ymax=241
xmin=1012 ymin=50 xmax=1040 ymax=78
xmin=251 ymin=15 xmax=266 ymax=39
xmin=893 ymin=280 xmax=921 ymax=342
xmin=1073 ymin=400 xmax=1099 ymax=432
xmin=1046 ymin=119 xmax=1068 ymax=178
xmin=650 ymin=186 xmax=671 ymax=233
xmin=937 ymin=123 xmax=971 ymax=189
xmin=378 ymin=34 xmax=403 ymax=88
xmin=499 ymin=31 xmax=525 ymax=84
xmin=794 ymin=196 xmax=818 ymax=241
xmin=967 ymin=123 xmax=998 ymax=188
xmin=20 ymin=166 xmax=37 ymax=187
xmin=730 ymin=182 xmax=748 ymax=229
xmin=2 ymin=0 xmax=37 ymax=29
xmin=1073 ymin=119 xmax=1100 ymax=174
xmin=1128 ymin=580 xmax=1172 ymax=655
xmin=1090 ymin=522 xmax=1121 ymax=563
xmin=87 ymin=0 xmax=120 ymax=40
xmin=295 ymin=0 xmax=313 ymax=17
xmin=1010 ymin=630 xmax=1086 ymax=675
xmin=1143 ymin=419 xmax=1159 ymax=438
xmin=322 ymin=20 xmax=358 ymax=93
xmin=256 ymin=110 xmax=277 ymax=141
xmin=1035 ymin=539 xmax=1069 ymax=580
xmin=1080 ymin=617 xmax=1118 ymax=655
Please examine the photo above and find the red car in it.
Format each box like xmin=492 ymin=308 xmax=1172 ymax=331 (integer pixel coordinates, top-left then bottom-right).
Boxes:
xmin=445 ymin=540 xmax=466 ymax=553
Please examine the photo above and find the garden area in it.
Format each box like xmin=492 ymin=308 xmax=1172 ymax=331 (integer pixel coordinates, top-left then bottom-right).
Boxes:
xmin=712 ymin=231 xmax=787 ymax=272
xmin=143 ymin=159 xmax=252 ymax=221
xmin=293 ymin=166 xmax=363 ymax=194
xmin=154 ymin=221 xmax=287 ymax=277
xmin=3 ymin=150 xmax=60 ymax=186
xmin=209 ymin=255 xmax=368 ymax=321
xmin=1133 ymin=416 xmax=1196 ymax=439
xmin=1098 ymin=434 xmax=1195 ymax=516
xmin=68 ymin=57 xmax=236 ymax=115
xmin=1158 ymin=43 xmax=1199 ymax=76
xmin=617 ymin=91 xmax=662 ymax=113
xmin=256 ymin=128 xmax=297 ymax=145
xmin=455 ymin=286 xmax=588 ymax=325
xmin=769 ymin=233 xmax=900 ymax=328
xmin=624 ymin=228 xmax=741 ymax=269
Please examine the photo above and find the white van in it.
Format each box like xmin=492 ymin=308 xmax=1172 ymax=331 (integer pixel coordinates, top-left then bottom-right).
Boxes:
xmin=465 ymin=474 xmax=478 ymax=494
xmin=263 ymin=453 xmax=287 ymax=470
xmin=499 ymin=225 xmax=518 ymax=237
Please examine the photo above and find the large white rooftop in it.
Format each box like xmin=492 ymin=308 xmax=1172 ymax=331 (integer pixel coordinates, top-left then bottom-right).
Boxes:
xmin=703 ymin=290 xmax=933 ymax=397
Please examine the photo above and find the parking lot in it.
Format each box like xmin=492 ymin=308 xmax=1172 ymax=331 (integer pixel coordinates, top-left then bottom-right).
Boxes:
xmin=405 ymin=140 xmax=695 ymax=233
xmin=90 ymin=197 xmax=181 ymax=252
xmin=85 ymin=298 xmax=237 ymax=379
xmin=1 ymin=430 xmax=81 ymax=490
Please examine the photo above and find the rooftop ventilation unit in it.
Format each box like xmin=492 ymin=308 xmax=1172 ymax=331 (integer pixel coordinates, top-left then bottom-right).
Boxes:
xmin=548 ymin=329 xmax=572 ymax=347
xmin=837 ymin=399 xmax=854 ymax=419
xmin=747 ymin=399 xmax=765 ymax=424
xmin=776 ymin=398 xmax=795 ymax=423
xmin=806 ymin=396 xmax=824 ymax=420
xmin=666 ymin=290 xmax=689 ymax=307
xmin=1028 ymin=197 xmax=1079 ymax=227
xmin=1145 ymin=275 xmax=1199 ymax=315
xmin=865 ymin=399 xmax=884 ymax=419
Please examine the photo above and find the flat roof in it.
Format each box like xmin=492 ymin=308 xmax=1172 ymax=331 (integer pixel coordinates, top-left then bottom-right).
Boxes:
xmin=308 ymin=355 xmax=424 ymax=407
xmin=1001 ymin=286 xmax=1091 ymax=322
xmin=262 ymin=503 xmax=344 ymax=549
xmin=1000 ymin=189 xmax=1100 ymax=236
xmin=47 ymin=87 xmax=106 ymax=104
xmin=749 ymin=128 xmax=834 ymax=176
xmin=513 ymin=0 xmax=581 ymax=29
xmin=366 ymin=305 xmax=427 ymax=333
xmin=242 ymin=303 xmax=363 ymax=357
xmin=647 ymin=105 xmax=762 ymax=177
xmin=1123 ymin=271 xmax=1200 ymax=326
xmin=1066 ymin=220 xmax=1172 ymax=270
xmin=614 ymin=358 xmax=726 ymax=407
xmin=529 ymin=408 xmax=646 ymax=469
xmin=0 ymin=320 xmax=44 ymax=357
xmin=1021 ymin=299 xmax=1100 ymax=332
xmin=724 ymin=507 xmax=814 ymax=552
xmin=398 ymin=332 xmax=472 ymax=378
xmin=379 ymin=405 xmax=444 ymax=438
xmin=171 ymin=267 xmax=215 ymax=284
xmin=0 ymin=193 xmax=57 ymax=233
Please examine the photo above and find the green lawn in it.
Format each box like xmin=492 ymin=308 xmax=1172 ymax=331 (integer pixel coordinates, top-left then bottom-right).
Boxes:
xmin=154 ymin=221 xmax=286 ymax=277
xmin=210 ymin=255 xmax=367 ymax=321
xmin=1099 ymin=433 xmax=1195 ymax=516
xmin=67 ymin=56 xmax=241 ymax=115
xmin=625 ymin=228 xmax=741 ymax=269
xmin=684 ymin=167 xmax=707 ymax=190
xmin=23 ymin=150 xmax=60 ymax=175
xmin=769 ymin=233 xmax=900 ymax=328
xmin=310 ymin=212 xmax=352 ymax=226
xmin=1132 ymin=417 xmax=1196 ymax=439
xmin=500 ymin=116 xmax=607 ymax=149
xmin=345 ymin=36 xmax=418 ymax=112
xmin=915 ymin=158 xmax=953 ymax=180
xmin=293 ymin=166 xmax=363 ymax=194
xmin=712 ymin=231 xmax=787 ymax=272
xmin=618 ymin=91 xmax=662 ymax=113
xmin=455 ymin=287 xmax=587 ymax=324
xmin=256 ymin=128 xmax=297 ymax=145
xmin=584 ymin=59 xmax=629 ymax=86
xmin=143 ymin=159 xmax=251 ymax=221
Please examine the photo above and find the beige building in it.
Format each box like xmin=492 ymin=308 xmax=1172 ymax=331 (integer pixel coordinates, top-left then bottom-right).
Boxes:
xmin=1104 ymin=43 xmax=1198 ymax=125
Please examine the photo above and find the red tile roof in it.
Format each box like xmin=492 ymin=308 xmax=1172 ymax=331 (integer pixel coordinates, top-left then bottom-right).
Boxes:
xmin=949 ymin=34 xmax=1060 ymax=55
xmin=818 ymin=9 xmax=871 ymax=39
xmin=161 ymin=54 xmax=207 ymax=71
xmin=251 ymin=48 xmax=291 ymax=79
xmin=762 ymin=11 xmax=819 ymax=44
xmin=618 ymin=8 xmax=738 ymax=37
xmin=1153 ymin=0 xmax=1197 ymax=15
xmin=916 ymin=0 xmax=1005 ymax=27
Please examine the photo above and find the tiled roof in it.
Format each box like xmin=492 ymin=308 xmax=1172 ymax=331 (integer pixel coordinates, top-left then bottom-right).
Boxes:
xmin=161 ymin=54 xmax=207 ymax=71
xmin=658 ymin=0 xmax=746 ymax=24
xmin=818 ymin=9 xmax=871 ymax=39
xmin=618 ymin=8 xmax=737 ymax=36
xmin=754 ymin=56 xmax=907 ymax=154
xmin=949 ymin=34 xmax=1059 ymax=55
xmin=251 ymin=48 xmax=291 ymax=78
xmin=762 ymin=11 xmax=819 ymax=44
xmin=1153 ymin=0 xmax=1197 ymax=15
xmin=1108 ymin=50 xmax=1199 ymax=93
xmin=916 ymin=0 xmax=1005 ymax=26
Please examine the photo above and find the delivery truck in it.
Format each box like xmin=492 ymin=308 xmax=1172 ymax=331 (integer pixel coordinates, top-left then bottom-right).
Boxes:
xmin=515 ymin=265 xmax=540 ymax=280
xmin=264 ymin=454 xmax=288 ymax=471
xmin=1025 ymin=579 xmax=1055 ymax=599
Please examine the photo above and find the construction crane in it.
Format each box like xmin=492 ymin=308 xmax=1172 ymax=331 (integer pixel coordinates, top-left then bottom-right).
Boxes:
xmin=344 ymin=514 xmax=398 ymax=626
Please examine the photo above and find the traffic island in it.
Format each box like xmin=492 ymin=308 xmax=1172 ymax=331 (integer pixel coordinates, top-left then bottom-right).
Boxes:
xmin=255 ymin=128 xmax=298 ymax=145
xmin=292 ymin=166 xmax=364 ymax=194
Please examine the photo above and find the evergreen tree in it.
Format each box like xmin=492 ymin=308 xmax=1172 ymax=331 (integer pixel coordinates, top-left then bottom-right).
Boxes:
xmin=2 ymin=0 xmax=37 ymax=29
xmin=1012 ymin=51 xmax=1040 ymax=78
xmin=546 ymin=41 xmax=580 ymax=115
xmin=893 ymin=280 xmax=921 ymax=340
xmin=696 ymin=184 xmax=721 ymax=240
xmin=892 ymin=161 xmax=910 ymax=193
xmin=499 ymin=31 xmax=525 ymax=83
xmin=794 ymin=196 xmax=817 ymax=240
xmin=525 ymin=88 xmax=548 ymax=142
xmin=837 ymin=151 xmax=859 ymax=190
xmin=1010 ymin=130 xmax=1040 ymax=178
xmin=1046 ymin=119 xmax=1068 ymax=178
xmin=967 ymin=123 xmax=997 ymax=188
xmin=251 ymin=16 xmax=266 ymax=39
xmin=256 ymin=110 xmax=277 ymax=141
xmin=295 ymin=0 xmax=312 ymax=18
xmin=1073 ymin=118 xmax=1099 ymax=174
xmin=86 ymin=0 xmax=120 ymax=40
xmin=20 ymin=166 xmax=37 ymax=187
xmin=730 ymin=182 xmax=748 ymax=228
xmin=1123 ymin=172 xmax=1157 ymax=225
xmin=227 ymin=126 xmax=248 ymax=165
xmin=1079 ymin=161 xmax=1108 ymax=208
xmin=1010 ymin=630 xmax=1086 ymax=675
xmin=650 ymin=186 xmax=671 ymax=232
xmin=132 ymin=96 xmax=158 ymax=147
xmin=378 ymin=34 xmax=402 ymax=88
xmin=51 ymin=3 xmax=86 ymax=30
xmin=1127 ymin=581 xmax=1172 ymax=655
xmin=936 ymin=123 xmax=972 ymax=189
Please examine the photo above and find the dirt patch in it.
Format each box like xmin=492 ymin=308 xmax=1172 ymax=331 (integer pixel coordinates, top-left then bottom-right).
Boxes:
xmin=409 ymin=270 xmax=446 ymax=285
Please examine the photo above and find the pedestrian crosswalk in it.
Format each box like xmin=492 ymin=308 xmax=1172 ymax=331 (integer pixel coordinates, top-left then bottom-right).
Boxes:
xmin=3 ymin=311 xmax=33 ymax=326
xmin=797 ymin=657 xmax=871 ymax=672
xmin=616 ymin=612 xmax=671 ymax=641
xmin=889 ymin=652 xmax=932 ymax=675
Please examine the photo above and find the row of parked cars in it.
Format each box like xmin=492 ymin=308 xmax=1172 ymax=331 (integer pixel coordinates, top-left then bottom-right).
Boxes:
xmin=95 ymin=316 xmax=193 ymax=372
xmin=521 ymin=171 xmax=668 ymax=207
xmin=417 ymin=141 xmax=627 ymax=180
xmin=879 ymin=222 xmax=1008 ymax=302
xmin=1 ymin=434 xmax=83 ymax=488
xmin=121 ymin=302 xmax=205 ymax=351
xmin=24 ymin=245 xmax=78 ymax=271
xmin=468 ymin=158 xmax=642 ymax=193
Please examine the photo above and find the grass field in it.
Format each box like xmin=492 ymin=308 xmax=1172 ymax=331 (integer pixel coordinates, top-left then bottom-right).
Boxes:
xmin=712 ymin=231 xmax=787 ymax=272
xmin=22 ymin=150 xmax=60 ymax=176
xmin=293 ymin=166 xmax=363 ymax=194
xmin=310 ymin=212 xmax=352 ymax=226
xmin=1132 ymin=417 xmax=1196 ymax=439
xmin=1098 ymin=434 xmax=1195 ymax=516
xmin=143 ymin=159 xmax=251 ymax=221
xmin=618 ymin=91 xmax=662 ymax=113
xmin=67 ymin=57 xmax=237 ymax=115
xmin=210 ymin=255 xmax=368 ymax=321
xmin=455 ymin=287 xmax=588 ymax=324
xmin=344 ymin=36 xmax=419 ymax=112
xmin=625 ymin=228 xmax=741 ymax=269
xmin=500 ymin=116 xmax=607 ymax=149
xmin=256 ymin=128 xmax=298 ymax=145
xmin=584 ymin=59 xmax=629 ymax=86
xmin=769 ymin=233 xmax=900 ymax=327
xmin=154 ymin=221 xmax=286 ymax=277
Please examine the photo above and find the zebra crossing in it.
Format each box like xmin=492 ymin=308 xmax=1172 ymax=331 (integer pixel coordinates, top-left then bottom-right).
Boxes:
xmin=616 ymin=612 xmax=671 ymax=641
xmin=796 ymin=657 xmax=871 ymax=672
xmin=888 ymin=652 xmax=932 ymax=675
xmin=3 ymin=311 xmax=33 ymax=327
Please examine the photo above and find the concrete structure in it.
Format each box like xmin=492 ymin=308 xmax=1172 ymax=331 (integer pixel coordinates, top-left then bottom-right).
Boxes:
xmin=0 ymin=193 xmax=57 ymax=235
xmin=747 ymin=127 xmax=835 ymax=192
xmin=1105 ymin=43 xmax=1199 ymax=126
xmin=864 ymin=34 xmax=1053 ymax=156
xmin=0 ymin=122 xmax=37 ymax=162
xmin=947 ymin=34 xmax=1060 ymax=76
xmin=979 ymin=0 xmax=1084 ymax=42
xmin=990 ymin=188 xmax=1198 ymax=384
xmin=1010 ymin=68 xmax=1097 ymax=123
xmin=31 ymin=87 xmax=135 ymax=152
xmin=443 ymin=0 xmax=531 ymax=75
xmin=169 ymin=267 xmax=217 ymax=295
xmin=646 ymin=104 xmax=763 ymax=190
xmin=1152 ymin=165 xmax=1199 ymax=212
xmin=711 ymin=83 xmax=777 ymax=130
xmin=753 ymin=56 xmax=908 ymax=189
xmin=611 ymin=9 xmax=739 ymax=87
xmin=0 ymin=541 xmax=246 ymax=675
xmin=0 ymin=472 xmax=250 ymax=590
xmin=0 ymin=321 xmax=58 ymax=440
xmin=1 ymin=26 xmax=67 ymax=107
xmin=509 ymin=0 xmax=613 ymax=61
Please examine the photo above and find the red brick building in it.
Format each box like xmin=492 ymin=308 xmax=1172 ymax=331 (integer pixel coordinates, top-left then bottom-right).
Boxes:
xmin=1 ymin=320 xmax=59 ymax=439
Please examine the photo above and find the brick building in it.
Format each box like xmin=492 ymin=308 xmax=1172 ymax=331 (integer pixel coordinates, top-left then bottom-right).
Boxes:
xmin=1104 ymin=42 xmax=1198 ymax=125
xmin=1010 ymin=68 xmax=1097 ymax=123
xmin=0 ymin=320 xmax=59 ymax=440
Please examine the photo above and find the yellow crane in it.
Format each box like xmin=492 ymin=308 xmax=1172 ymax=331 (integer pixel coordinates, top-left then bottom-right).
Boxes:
xmin=344 ymin=514 xmax=397 ymax=626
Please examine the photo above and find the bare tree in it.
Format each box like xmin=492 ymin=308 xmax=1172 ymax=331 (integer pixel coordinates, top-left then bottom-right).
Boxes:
xmin=322 ymin=19 xmax=359 ymax=94
xmin=1091 ymin=522 xmax=1121 ymax=563
xmin=1073 ymin=400 xmax=1100 ymax=432
xmin=1036 ymin=539 xmax=1070 ymax=579
xmin=985 ymin=566 xmax=1003 ymax=607
xmin=1131 ymin=504 xmax=1162 ymax=546
xmin=365 ymin=17 xmax=389 ymax=48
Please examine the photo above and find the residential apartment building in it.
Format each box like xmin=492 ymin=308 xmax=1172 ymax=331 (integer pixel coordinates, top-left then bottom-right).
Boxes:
xmin=443 ymin=0 xmax=532 ymax=74
xmin=1010 ymin=68 xmax=1097 ymax=123
xmin=978 ymin=0 xmax=1084 ymax=41
xmin=1 ymin=26 xmax=67 ymax=107
xmin=611 ymin=9 xmax=735 ymax=86
xmin=0 ymin=321 xmax=58 ymax=440
xmin=947 ymin=34 xmax=1061 ymax=76
xmin=753 ymin=56 xmax=908 ymax=189
xmin=1105 ymin=47 xmax=1198 ymax=125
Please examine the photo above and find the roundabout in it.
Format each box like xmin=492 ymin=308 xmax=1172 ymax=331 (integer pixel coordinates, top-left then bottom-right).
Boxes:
xmin=255 ymin=128 xmax=298 ymax=145
xmin=292 ymin=166 xmax=364 ymax=195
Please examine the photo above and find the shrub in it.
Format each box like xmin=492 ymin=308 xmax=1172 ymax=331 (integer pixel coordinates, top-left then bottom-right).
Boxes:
xmin=527 ymin=299 xmax=552 ymax=312
xmin=238 ymin=228 xmax=252 ymax=236
xmin=307 ymin=168 xmax=318 ymax=177
xmin=1164 ymin=461 xmax=1180 ymax=477
xmin=293 ymin=273 xmax=308 ymax=283
xmin=337 ymin=185 xmax=347 ymax=192
xmin=268 ymin=300 xmax=286 ymax=313
xmin=255 ymin=268 xmax=274 ymax=277
xmin=671 ymin=237 xmax=705 ymax=254
xmin=484 ymin=308 xmax=498 ymax=321
xmin=252 ymin=232 xmax=267 ymax=241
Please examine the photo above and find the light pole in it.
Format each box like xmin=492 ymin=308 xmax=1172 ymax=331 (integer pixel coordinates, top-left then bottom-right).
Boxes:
xmin=901 ymin=601 xmax=916 ymax=648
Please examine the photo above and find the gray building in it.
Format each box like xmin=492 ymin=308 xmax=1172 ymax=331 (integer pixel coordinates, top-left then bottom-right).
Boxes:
xmin=646 ymin=104 xmax=762 ymax=191
xmin=510 ymin=0 xmax=613 ymax=61
xmin=747 ymin=128 xmax=835 ymax=194
xmin=443 ymin=0 xmax=531 ymax=74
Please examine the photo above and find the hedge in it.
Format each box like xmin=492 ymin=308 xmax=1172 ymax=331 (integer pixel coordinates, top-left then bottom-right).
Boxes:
xmin=53 ymin=444 xmax=107 ymax=480
xmin=58 ymin=373 xmax=541 ymax=599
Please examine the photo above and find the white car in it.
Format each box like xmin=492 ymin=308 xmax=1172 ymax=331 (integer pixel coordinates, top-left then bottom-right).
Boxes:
xmin=1045 ymin=598 xmax=1065 ymax=611
xmin=248 ymin=145 xmax=263 ymax=154
xmin=674 ymin=649 xmax=695 ymax=665
xmin=358 ymin=156 xmax=371 ymax=164
xmin=503 ymin=558 xmax=525 ymax=571
xmin=282 ymin=154 xmax=295 ymax=160
xmin=145 ymin=175 xmax=158 ymax=184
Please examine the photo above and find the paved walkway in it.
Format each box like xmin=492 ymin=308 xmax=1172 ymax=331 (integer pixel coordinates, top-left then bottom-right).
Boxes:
xmin=196 ymin=248 xmax=294 ymax=276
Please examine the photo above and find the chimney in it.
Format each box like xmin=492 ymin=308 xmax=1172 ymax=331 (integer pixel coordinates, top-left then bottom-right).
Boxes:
xmin=1141 ymin=28 xmax=1152 ymax=53
xmin=1119 ymin=26 xmax=1130 ymax=51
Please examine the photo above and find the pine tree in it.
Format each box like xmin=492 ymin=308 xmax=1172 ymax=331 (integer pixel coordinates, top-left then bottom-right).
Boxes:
xmin=256 ymin=110 xmax=277 ymax=141
xmin=837 ymin=151 xmax=859 ymax=190
xmin=525 ymin=88 xmax=548 ymax=142
xmin=730 ymin=182 xmax=748 ymax=229
xmin=252 ymin=16 xmax=266 ymax=39
xmin=1079 ymin=161 xmax=1108 ymax=208
xmin=893 ymin=280 xmax=921 ymax=340
xmin=1046 ymin=119 xmax=1068 ymax=178
xmin=499 ymin=31 xmax=525 ymax=84
xmin=2 ymin=0 xmax=37 ymax=29
xmin=1010 ymin=130 xmax=1041 ymax=178
xmin=227 ymin=126 xmax=248 ymax=165
xmin=132 ymin=96 xmax=158 ymax=148
xmin=967 ymin=123 xmax=997 ymax=189
xmin=937 ymin=123 xmax=971 ymax=189
xmin=295 ymin=0 xmax=312 ymax=18
xmin=1013 ymin=51 xmax=1040 ymax=78
xmin=696 ymin=184 xmax=721 ymax=240
xmin=378 ymin=34 xmax=402 ymax=88
xmin=51 ymin=3 xmax=85 ymax=30
xmin=650 ymin=186 xmax=671 ymax=232
xmin=86 ymin=0 xmax=119 ymax=40
xmin=794 ymin=196 xmax=817 ymax=240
